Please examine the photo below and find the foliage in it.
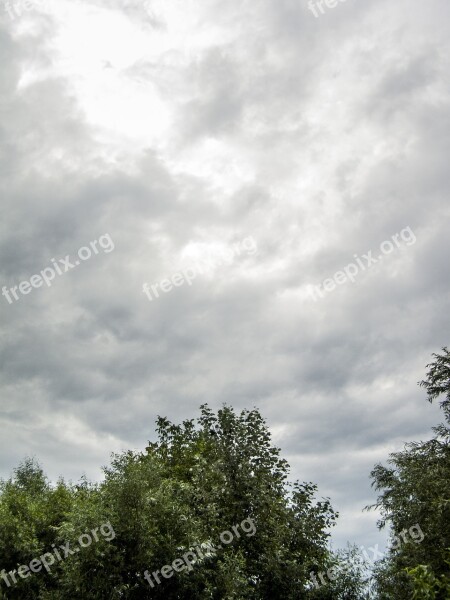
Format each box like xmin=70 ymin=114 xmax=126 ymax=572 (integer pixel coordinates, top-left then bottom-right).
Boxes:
xmin=369 ymin=348 xmax=450 ymax=599
xmin=0 ymin=406 xmax=348 ymax=599
xmin=419 ymin=346 xmax=450 ymax=420
xmin=308 ymin=544 xmax=372 ymax=599
xmin=406 ymin=554 xmax=450 ymax=600
xmin=0 ymin=458 xmax=74 ymax=599
xmin=6 ymin=343 xmax=449 ymax=600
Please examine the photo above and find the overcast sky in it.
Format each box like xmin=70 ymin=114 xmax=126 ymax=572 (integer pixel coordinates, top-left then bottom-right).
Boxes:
xmin=1 ymin=0 xmax=449 ymax=552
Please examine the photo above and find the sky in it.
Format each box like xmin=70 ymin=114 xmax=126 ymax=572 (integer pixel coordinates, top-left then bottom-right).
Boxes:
xmin=0 ymin=0 xmax=449 ymax=552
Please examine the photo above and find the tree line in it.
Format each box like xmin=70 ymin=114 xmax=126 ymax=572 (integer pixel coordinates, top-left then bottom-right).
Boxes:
xmin=0 ymin=348 xmax=449 ymax=599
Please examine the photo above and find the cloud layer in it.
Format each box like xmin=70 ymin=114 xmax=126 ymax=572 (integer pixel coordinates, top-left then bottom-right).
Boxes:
xmin=1 ymin=0 xmax=449 ymax=549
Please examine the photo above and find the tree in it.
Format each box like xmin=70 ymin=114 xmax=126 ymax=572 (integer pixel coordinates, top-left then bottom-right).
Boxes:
xmin=419 ymin=346 xmax=450 ymax=419
xmin=405 ymin=554 xmax=450 ymax=599
xmin=0 ymin=406 xmax=353 ymax=599
xmin=0 ymin=458 xmax=73 ymax=599
xmin=369 ymin=348 xmax=450 ymax=599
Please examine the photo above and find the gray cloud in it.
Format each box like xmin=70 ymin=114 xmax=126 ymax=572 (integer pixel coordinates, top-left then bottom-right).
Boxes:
xmin=1 ymin=0 xmax=449 ymax=551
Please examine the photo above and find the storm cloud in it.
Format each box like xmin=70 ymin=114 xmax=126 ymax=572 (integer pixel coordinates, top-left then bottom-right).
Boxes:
xmin=0 ymin=0 xmax=449 ymax=550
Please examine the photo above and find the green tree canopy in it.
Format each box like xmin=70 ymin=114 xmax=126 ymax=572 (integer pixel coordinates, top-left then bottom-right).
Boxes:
xmin=0 ymin=405 xmax=364 ymax=599
xmin=369 ymin=348 xmax=450 ymax=599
